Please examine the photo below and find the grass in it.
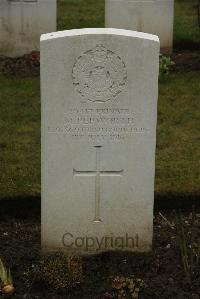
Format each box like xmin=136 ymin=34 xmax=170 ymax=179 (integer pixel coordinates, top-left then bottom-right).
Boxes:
xmin=0 ymin=77 xmax=40 ymax=199
xmin=57 ymin=0 xmax=200 ymax=49
xmin=57 ymin=0 xmax=104 ymax=30
xmin=0 ymin=72 xmax=199 ymax=199
xmin=174 ymin=0 xmax=200 ymax=49
xmin=156 ymin=72 xmax=200 ymax=196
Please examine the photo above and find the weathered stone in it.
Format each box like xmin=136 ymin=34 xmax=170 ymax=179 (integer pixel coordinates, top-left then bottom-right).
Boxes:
xmin=0 ymin=0 xmax=56 ymax=57
xmin=41 ymin=28 xmax=159 ymax=254
xmin=105 ymin=0 xmax=174 ymax=53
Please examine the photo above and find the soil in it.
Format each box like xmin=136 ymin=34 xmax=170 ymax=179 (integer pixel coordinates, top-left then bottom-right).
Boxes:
xmin=0 ymin=51 xmax=200 ymax=77
xmin=0 ymin=198 xmax=199 ymax=299
xmin=171 ymin=51 xmax=200 ymax=72
xmin=0 ymin=52 xmax=40 ymax=77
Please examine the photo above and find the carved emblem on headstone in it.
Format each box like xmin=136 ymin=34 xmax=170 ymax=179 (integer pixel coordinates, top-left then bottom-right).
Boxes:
xmin=72 ymin=45 xmax=127 ymax=102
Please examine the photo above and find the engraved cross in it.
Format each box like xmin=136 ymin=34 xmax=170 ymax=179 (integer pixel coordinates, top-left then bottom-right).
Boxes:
xmin=73 ymin=146 xmax=123 ymax=222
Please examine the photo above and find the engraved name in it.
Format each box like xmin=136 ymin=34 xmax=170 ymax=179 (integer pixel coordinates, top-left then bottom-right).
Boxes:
xmin=47 ymin=108 xmax=148 ymax=141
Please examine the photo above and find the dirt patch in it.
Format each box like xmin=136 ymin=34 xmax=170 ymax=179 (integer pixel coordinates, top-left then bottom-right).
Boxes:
xmin=171 ymin=51 xmax=200 ymax=72
xmin=0 ymin=52 xmax=40 ymax=77
xmin=0 ymin=198 xmax=199 ymax=299
xmin=0 ymin=51 xmax=200 ymax=77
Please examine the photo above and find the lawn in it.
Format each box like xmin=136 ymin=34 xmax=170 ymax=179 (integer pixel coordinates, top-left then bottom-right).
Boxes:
xmin=57 ymin=0 xmax=200 ymax=49
xmin=0 ymin=72 xmax=199 ymax=199
xmin=156 ymin=72 xmax=200 ymax=197
xmin=0 ymin=77 xmax=40 ymax=199
xmin=174 ymin=0 xmax=200 ymax=49
xmin=57 ymin=0 xmax=104 ymax=30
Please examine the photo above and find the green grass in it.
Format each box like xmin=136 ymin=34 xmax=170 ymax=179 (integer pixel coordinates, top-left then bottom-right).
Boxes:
xmin=0 ymin=72 xmax=199 ymax=199
xmin=57 ymin=0 xmax=200 ymax=49
xmin=0 ymin=77 xmax=40 ymax=199
xmin=156 ymin=72 xmax=200 ymax=196
xmin=57 ymin=0 xmax=104 ymax=30
xmin=174 ymin=0 xmax=200 ymax=49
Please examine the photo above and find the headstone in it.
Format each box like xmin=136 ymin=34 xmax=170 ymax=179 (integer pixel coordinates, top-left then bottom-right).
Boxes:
xmin=105 ymin=0 xmax=174 ymax=54
xmin=0 ymin=0 xmax=56 ymax=57
xmin=41 ymin=28 xmax=159 ymax=253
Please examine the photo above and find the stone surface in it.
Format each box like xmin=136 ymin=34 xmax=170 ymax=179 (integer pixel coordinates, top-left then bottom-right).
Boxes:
xmin=41 ymin=28 xmax=159 ymax=254
xmin=105 ymin=0 xmax=174 ymax=53
xmin=0 ymin=0 xmax=56 ymax=57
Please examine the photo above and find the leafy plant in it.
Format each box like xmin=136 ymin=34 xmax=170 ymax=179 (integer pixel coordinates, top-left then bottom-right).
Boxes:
xmin=29 ymin=252 xmax=83 ymax=290
xmin=0 ymin=258 xmax=15 ymax=296
xmin=175 ymin=208 xmax=200 ymax=285
xmin=111 ymin=275 xmax=144 ymax=299
xmin=159 ymin=54 xmax=175 ymax=75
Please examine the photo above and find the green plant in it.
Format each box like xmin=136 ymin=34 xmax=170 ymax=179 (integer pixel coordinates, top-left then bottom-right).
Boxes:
xmin=159 ymin=54 xmax=175 ymax=75
xmin=111 ymin=275 xmax=144 ymax=299
xmin=175 ymin=208 xmax=200 ymax=286
xmin=0 ymin=258 xmax=15 ymax=296
xmin=30 ymin=252 xmax=83 ymax=290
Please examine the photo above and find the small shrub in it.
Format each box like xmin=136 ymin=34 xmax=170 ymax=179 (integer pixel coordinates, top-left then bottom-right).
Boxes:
xmin=30 ymin=252 xmax=83 ymax=290
xmin=0 ymin=258 xmax=15 ymax=296
xmin=111 ymin=275 xmax=144 ymax=299
xmin=159 ymin=54 xmax=175 ymax=75
xmin=175 ymin=208 xmax=200 ymax=286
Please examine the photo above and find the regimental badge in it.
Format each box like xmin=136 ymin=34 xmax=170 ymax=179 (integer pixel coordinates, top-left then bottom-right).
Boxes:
xmin=72 ymin=45 xmax=127 ymax=102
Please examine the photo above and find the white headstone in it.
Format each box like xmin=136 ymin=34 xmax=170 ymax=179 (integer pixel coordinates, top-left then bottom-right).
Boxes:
xmin=0 ymin=0 xmax=56 ymax=57
xmin=105 ymin=0 xmax=174 ymax=54
xmin=41 ymin=28 xmax=159 ymax=254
